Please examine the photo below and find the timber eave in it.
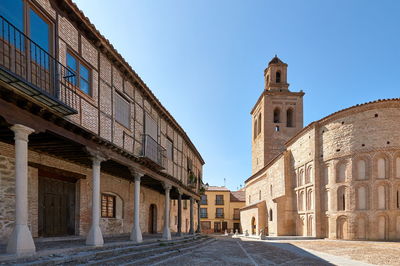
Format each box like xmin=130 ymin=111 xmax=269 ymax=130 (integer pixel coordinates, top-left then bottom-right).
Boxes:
xmin=0 ymin=90 xmax=200 ymax=200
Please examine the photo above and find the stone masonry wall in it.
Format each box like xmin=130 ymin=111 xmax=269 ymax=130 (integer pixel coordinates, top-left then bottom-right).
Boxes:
xmin=0 ymin=141 xmax=197 ymax=242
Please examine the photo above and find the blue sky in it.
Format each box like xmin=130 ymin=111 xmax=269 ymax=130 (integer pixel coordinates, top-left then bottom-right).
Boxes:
xmin=75 ymin=0 xmax=400 ymax=190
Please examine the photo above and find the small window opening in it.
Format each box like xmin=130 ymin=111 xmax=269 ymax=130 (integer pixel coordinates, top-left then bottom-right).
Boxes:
xmin=342 ymin=194 xmax=345 ymax=210
xmin=286 ymin=108 xmax=294 ymax=127
xmin=273 ymin=108 xmax=281 ymax=123
xmin=276 ymin=71 xmax=281 ymax=83
xmin=275 ymin=126 xmax=280 ymax=132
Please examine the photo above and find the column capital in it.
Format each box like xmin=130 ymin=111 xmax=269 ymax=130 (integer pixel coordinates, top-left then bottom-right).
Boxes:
xmin=10 ymin=124 xmax=35 ymax=142
xmin=162 ymin=182 xmax=172 ymax=191
xmin=129 ymin=167 xmax=145 ymax=182
xmin=87 ymin=147 xmax=108 ymax=164
xmin=177 ymin=188 xmax=183 ymax=195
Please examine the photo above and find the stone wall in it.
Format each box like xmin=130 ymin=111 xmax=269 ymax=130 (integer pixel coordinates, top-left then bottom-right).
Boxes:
xmin=243 ymin=156 xmax=286 ymax=236
xmin=0 ymin=141 xmax=197 ymax=242
xmin=0 ymin=155 xmax=38 ymax=242
xmin=244 ymin=100 xmax=400 ymax=240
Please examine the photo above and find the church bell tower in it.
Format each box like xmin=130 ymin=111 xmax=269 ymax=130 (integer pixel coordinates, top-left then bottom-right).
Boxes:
xmin=251 ymin=56 xmax=305 ymax=174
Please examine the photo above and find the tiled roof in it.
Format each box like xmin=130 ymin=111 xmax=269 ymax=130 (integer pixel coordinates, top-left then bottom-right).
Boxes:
xmin=230 ymin=191 xmax=245 ymax=202
xmin=62 ymin=0 xmax=204 ymax=164
xmin=286 ymin=98 xmax=400 ymax=147
xmin=206 ymin=186 xmax=230 ymax=191
xmin=268 ymin=55 xmax=285 ymax=65
xmin=245 ymin=98 xmax=400 ymax=184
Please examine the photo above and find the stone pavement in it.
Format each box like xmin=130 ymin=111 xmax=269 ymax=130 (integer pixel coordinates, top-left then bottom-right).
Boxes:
xmin=0 ymin=233 xmax=193 ymax=260
xmin=151 ymin=236 xmax=373 ymax=266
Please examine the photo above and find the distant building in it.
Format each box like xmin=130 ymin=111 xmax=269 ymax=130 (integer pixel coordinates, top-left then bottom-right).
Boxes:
xmin=241 ymin=56 xmax=400 ymax=240
xmin=200 ymin=186 xmax=245 ymax=234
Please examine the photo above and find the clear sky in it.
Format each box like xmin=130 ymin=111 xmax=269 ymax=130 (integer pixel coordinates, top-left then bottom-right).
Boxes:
xmin=74 ymin=0 xmax=400 ymax=190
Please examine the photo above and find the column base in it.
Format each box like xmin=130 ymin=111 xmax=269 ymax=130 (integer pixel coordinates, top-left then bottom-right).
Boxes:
xmin=189 ymin=228 xmax=195 ymax=235
xmin=7 ymin=224 xmax=36 ymax=255
xmin=86 ymin=225 xmax=104 ymax=246
xmin=130 ymin=226 xmax=143 ymax=243
xmin=162 ymin=227 xmax=171 ymax=240
xmin=176 ymin=231 xmax=182 ymax=237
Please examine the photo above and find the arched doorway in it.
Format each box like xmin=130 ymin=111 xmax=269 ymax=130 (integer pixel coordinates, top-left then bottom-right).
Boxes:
xmin=148 ymin=204 xmax=157 ymax=234
xmin=337 ymin=216 xmax=348 ymax=239
xmin=251 ymin=217 xmax=256 ymax=235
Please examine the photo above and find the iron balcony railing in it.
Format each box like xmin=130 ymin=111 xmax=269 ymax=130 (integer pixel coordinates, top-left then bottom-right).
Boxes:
xmin=0 ymin=15 xmax=77 ymax=115
xmin=233 ymin=214 xmax=240 ymax=220
xmin=200 ymin=200 xmax=208 ymax=205
xmin=141 ymin=134 xmax=166 ymax=168
xmin=215 ymin=200 xmax=224 ymax=205
xmin=200 ymin=213 xmax=208 ymax=218
xmin=215 ymin=212 xmax=224 ymax=218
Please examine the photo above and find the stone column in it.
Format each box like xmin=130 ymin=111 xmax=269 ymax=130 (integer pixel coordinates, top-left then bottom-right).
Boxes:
xmin=189 ymin=197 xmax=194 ymax=234
xmin=176 ymin=189 xmax=182 ymax=236
xmin=162 ymin=182 xmax=172 ymax=240
xmin=130 ymin=171 xmax=144 ymax=243
xmin=86 ymin=153 xmax=107 ymax=246
xmin=196 ymin=200 xmax=201 ymax=233
xmin=7 ymin=124 xmax=35 ymax=255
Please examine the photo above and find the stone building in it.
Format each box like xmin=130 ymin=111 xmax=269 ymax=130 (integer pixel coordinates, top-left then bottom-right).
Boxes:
xmin=199 ymin=186 xmax=245 ymax=234
xmin=0 ymin=0 xmax=203 ymax=255
xmin=240 ymin=56 xmax=400 ymax=240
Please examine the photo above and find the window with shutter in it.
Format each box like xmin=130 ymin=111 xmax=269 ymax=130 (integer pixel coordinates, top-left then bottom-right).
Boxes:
xmin=166 ymin=137 xmax=173 ymax=160
xmin=101 ymin=194 xmax=116 ymax=218
xmin=145 ymin=113 xmax=158 ymax=140
xmin=114 ymin=92 xmax=130 ymax=128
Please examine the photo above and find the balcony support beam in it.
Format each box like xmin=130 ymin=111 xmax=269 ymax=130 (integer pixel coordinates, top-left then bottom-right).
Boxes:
xmin=196 ymin=200 xmax=201 ymax=233
xmin=130 ymin=169 xmax=144 ymax=243
xmin=7 ymin=124 xmax=36 ymax=255
xmin=162 ymin=182 xmax=172 ymax=240
xmin=86 ymin=149 xmax=107 ymax=246
xmin=189 ymin=197 xmax=195 ymax=235
xmin=176 ymin=189 xmax=182 ymax=236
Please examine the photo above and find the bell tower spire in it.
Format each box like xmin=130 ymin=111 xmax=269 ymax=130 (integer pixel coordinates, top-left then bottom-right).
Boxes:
xmin=251 ymin=56 xmax=305 ymax=174
xmin=264 ymin=55 xmax=289 ymax=91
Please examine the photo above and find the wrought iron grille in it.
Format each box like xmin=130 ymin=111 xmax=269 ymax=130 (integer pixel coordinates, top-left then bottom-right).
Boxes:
xmin=0 ymin=15 xmax=77 ymax=115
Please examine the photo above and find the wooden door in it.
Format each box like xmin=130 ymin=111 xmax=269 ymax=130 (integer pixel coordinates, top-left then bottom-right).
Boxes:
xmin=39 ymin=176 xmax=75 ymax=237
xmin=214 ymin=222 xmax=221 ymax=233
xmin=222 ymin=221 xmax=227 ymax=232
xmin=251 ymin=217 xmax=256 ymax=235
xmin=233 ymin=223 xmax=240 ymax=234
xmin=148 ymin=204 xmax=157 ymax=234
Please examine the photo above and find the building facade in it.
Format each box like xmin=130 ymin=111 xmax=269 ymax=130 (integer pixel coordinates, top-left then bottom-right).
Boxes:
xmin=0 ymin=0 xmax=203 ymax=255
xmin=200 ymin=186 xmax=245 ymax=234
xmin=241 ymin=56 xmax=400 ymax=240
